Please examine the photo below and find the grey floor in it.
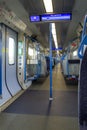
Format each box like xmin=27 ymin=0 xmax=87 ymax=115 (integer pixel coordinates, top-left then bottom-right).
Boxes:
xmin=0 ymin=64 xmax=79 ymax=130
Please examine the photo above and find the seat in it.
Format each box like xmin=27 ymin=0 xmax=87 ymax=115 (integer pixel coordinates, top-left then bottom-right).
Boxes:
xmin=79 ymin=47 xmax=87 ymax=126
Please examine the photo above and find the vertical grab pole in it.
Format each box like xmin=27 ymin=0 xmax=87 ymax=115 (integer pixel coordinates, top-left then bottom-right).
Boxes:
xmin=0 ymin=29 xmax=2 ymax=97
xmin=24 ymin=35 xmax=26 ymax=82
xmin=49 ymin=23 xmax=53 ymax=100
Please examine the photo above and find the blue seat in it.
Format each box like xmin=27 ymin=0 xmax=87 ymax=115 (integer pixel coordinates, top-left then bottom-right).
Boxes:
xmin=79 ymin=47 xmax=87 ymax=126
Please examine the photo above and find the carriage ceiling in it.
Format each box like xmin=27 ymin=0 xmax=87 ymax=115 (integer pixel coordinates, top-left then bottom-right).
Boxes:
xmin=0 ymin=0 xmax=87 ymax=51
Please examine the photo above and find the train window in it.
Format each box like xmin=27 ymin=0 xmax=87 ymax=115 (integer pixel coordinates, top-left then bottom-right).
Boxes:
xmin=8 ymin=37 xmax=15 ymax=65
xmin=33 ymin=48 xmax=37 ymax=59
xmin=73 ymin=50 xmax=77 ymax=56
xmin=28 ymin=47 xmax=33 ymax=57
xmin=38 ymin=51 xmax=40 ymax=54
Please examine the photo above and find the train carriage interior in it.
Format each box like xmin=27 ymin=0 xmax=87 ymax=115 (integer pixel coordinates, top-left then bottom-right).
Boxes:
xmin=0 ymin=0 xmax=87 ymax=130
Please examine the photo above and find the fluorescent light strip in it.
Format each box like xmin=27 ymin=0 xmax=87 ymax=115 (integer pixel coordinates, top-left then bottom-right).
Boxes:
xmin=52 ymin=23 xmax=58 ymax=48
xmin=43 ymin=0 xmax=53 ymax=12
xmin=43 ymin=0 xmax=58 ymax=52
xmin=52 ymin=23 xmax=58 ymax=52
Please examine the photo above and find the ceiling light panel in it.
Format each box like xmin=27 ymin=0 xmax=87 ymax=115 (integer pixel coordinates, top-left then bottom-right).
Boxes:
xmin=43 ymin=0 xmax=53 ymax=12
xmin=52 ymin=23 xmax=58 ymax=48
xmin=43 ymin=0 xmax=58 ymax=49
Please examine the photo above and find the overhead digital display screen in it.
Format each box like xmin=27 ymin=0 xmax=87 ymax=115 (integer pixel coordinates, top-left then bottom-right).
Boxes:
xmin=30 ymin=13 xmax=72 ymax=22
xmin=41 ymin=13 xmax=71 ymax=21
xmin=30 ymin=15 xmax=40 ymax=22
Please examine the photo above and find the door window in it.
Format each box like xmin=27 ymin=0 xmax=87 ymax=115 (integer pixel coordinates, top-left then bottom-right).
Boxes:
xmin=8 ymin=37 xmax=15 ymax=65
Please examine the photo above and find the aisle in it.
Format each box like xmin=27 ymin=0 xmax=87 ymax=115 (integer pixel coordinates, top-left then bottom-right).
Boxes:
xmin=30 ymin=63 xmax=78 ymax=91
xmin=0 ymin=63 xmax=79 ymax=130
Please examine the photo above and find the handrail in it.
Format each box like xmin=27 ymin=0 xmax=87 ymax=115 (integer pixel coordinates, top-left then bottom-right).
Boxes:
xmin=78 ymin=15 xmax=87 ymax=58
xmin=82 ymin=16 xmax=87 ymax=39
xmin=61 ymin=54 xmax=66 ymax=60
xmin=78 ymin=35 xmax=87 ymax=58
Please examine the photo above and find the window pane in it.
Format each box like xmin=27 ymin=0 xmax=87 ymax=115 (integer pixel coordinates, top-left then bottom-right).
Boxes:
xmin=73 ymin=50 xmax=77 ymax=56
xmin=28 ymin=47 xmax=33 ymax=57
xmin=9 ymin=37 xmax=15 ymax=64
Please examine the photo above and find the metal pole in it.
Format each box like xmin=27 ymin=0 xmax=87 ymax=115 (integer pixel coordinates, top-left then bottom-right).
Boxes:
xmin=24 ymin=35 xmax=26 ymax=82
xmin=49 ymin=23 xmax=53 ymax=100
xmin=0 ymin=30 xmax=2 ymax=97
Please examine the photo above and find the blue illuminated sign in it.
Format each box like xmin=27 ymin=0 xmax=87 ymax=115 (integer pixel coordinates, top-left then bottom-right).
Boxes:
xmin=30 ymin=13 xmax=71 ymax=22
xmin=30 ymin=15 xmax=40 ymax=22
xmin=41 ymin=13 xmax=71 ymax=21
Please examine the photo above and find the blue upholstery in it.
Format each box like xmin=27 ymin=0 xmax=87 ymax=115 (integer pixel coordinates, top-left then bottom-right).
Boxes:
xmin=79 ymin=47 xmax=87 ymax=125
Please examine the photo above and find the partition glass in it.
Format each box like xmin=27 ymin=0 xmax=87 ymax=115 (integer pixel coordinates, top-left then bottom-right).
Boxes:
xmin=25 ymin=38 xmax=38 ymax=79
